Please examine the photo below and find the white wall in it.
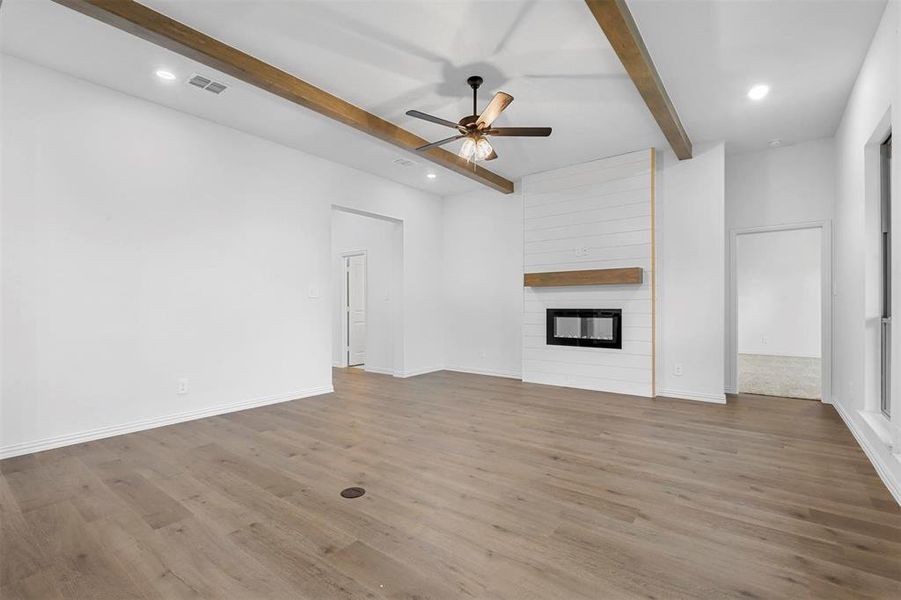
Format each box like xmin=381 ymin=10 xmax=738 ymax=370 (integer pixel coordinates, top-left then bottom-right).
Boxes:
xmin=724 ymin=137 xmax=835 ymax=392
xmin=330 ymin=209 xmax=402 ymax=375
xmin=830 ymin=1 xmax=901 ymax=504
xmin=522 ymin=150 xmax=655 ymax=397
xmin=442 ymin=188 xmax=523 ymax=378
xmin=656 ymin=142 xmax=726 ymax=403
xmin=0 ymin=55 xmax=444 ymax=457
xmin=442 ymin=145 xmax=729 ymax=405
xmin=726 ymin=138 xmax=836 ymax=230
xmin=737 ymin=228 xmax=821 ymax=357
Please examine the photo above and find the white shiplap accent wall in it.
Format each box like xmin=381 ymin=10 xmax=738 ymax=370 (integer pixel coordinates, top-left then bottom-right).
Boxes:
xmin=522 ymin=149 xmax=654 ymax=397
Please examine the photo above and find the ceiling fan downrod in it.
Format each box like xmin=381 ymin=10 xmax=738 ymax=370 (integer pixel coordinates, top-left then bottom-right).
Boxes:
xmin=467 ymin=75 xmax=483 ymax=116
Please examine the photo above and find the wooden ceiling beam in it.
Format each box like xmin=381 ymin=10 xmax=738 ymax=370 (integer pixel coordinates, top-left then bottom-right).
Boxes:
xmin=50 ymin=0 xmax=515 ymax=193
xmin=584 ymin=0 xmax=692 ymax=160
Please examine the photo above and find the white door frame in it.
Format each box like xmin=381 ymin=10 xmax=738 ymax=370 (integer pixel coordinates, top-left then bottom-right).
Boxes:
xmin=331 ymin=205 xmax=404 ymax=376
xmin=339 ymin=249 xmax=367 ymax=368
xmin=727 ymin=220 xmax=833 ymax=403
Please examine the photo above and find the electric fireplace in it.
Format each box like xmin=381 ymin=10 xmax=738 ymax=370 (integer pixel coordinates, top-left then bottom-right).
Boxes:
xmin=546 ymin=309 xmax=622 ymax=349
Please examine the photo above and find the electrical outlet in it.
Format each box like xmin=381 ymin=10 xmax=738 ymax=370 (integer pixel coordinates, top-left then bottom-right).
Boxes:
xmin=479 ymin=350 xmax=487 ymax=359
xmin=177 ymin=378 xmax=189 ymax=395
xmin=674 ymin=363 xmax=683 ymax=376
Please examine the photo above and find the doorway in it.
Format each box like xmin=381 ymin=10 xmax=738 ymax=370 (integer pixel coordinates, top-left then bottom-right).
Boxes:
xmin=728 ymin=222 xmax=832 ymax=402
xmin=345 ymin=253 xmax=367 ymax=367
xmin=331 ymin=207 xmax=403 ymax=374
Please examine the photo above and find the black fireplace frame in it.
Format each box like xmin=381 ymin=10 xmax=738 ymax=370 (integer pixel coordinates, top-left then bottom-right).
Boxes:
xmin=546 ymin=308 xmax=622 ymax=349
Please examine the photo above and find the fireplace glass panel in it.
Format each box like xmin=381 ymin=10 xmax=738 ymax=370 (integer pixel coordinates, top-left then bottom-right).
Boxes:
xmin=553 ymin=316 xmax=614 ymax=340
xmin=554 ymin=316 xmax=582 ymax=339
xmin=586 ymin=317 xmax=614 ymax=341
xmin=546 ymin=309 xmax=622 ymax=348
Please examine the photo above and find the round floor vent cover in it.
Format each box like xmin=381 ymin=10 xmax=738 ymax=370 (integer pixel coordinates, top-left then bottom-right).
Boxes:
xmin=340 ymin=487 xmax=366 ymax=499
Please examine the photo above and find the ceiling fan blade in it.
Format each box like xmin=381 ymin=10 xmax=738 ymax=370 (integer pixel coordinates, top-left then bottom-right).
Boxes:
xmin=484 ymin=149 xmax=498 ymax=161
xmin=415 ymin=134 xmax=465 ymax=152
xmin=486 ymin=127 xmax=552 ymax=137
xmin=406 ymin=110 xmax=461 ymax=130
xmin=476 ymin=92 xmax=514 ymax=129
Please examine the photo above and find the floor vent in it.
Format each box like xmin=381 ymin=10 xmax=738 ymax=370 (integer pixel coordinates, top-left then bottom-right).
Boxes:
xmin=188 ymin=74 xmax=228 ymax=94
xmin=340 ymin=487 xmax=365 ymax=499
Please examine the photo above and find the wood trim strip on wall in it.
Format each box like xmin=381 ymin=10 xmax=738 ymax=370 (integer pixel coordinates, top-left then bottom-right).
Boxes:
xmin=650 ymin=148 xmax=657 ymax=396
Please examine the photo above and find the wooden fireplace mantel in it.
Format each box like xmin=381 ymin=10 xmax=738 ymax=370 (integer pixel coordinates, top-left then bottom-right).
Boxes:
xmin=523 ymin=267 xmax=643 ymax=287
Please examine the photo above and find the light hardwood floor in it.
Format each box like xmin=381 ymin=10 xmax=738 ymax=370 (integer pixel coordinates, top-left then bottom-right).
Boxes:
xmin=2 ymin=368 xmax=901 ymax=599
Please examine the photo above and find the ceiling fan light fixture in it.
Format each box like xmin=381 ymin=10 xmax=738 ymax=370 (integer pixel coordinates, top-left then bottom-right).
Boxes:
xmin=460 ymin=137 xmax=477 ymax=161
xmin=475 ymin=137 xmax=494 ymax=161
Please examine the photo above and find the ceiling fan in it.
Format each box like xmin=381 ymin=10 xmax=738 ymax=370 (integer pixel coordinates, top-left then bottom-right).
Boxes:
xmin=406 ymin=76 xmax=552 ymax=162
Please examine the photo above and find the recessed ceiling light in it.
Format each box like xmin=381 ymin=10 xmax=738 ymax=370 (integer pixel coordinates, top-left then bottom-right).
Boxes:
xmin=155 ymin=69 xmax=176 ymax=81
xmin=426 ymin=173 xmax=437 ymax=179
xmin=747 ymin=84 xmax=770 ymax=101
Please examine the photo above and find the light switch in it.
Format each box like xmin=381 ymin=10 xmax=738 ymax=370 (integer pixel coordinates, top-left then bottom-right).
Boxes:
xmin=307 ymin=284 xmax=320 ymax=299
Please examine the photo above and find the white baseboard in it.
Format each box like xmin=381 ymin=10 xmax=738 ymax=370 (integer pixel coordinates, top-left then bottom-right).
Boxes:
xmin=363 ymin=365 xmax=396 ymax=376
xmin=396 ymin=366 xmax=444 ymax=378
xmin=0 ymin=385 xmax=334 ymax=460
xmin=443 ymin=365 xmax=522 ymax=380
xmin=832 ymin=399 xmax=901 ymax=506
xmin=522 ymin=375 xmax=653 ymax=398
xmin=656 ymin=387 xmax=727 ymax=404
xmin=724 ymin=384 xmax=737 ymax=395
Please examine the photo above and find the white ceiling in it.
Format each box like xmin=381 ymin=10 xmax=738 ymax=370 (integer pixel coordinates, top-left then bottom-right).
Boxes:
xmin=0 ymin=0 xmax=887 ymax=196
xmin=629 ymin=0 xmax=887 ymax=155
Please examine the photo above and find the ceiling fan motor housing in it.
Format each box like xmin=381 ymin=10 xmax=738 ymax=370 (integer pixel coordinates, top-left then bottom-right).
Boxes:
xmin=458 ymin=115 xmax=479 ymax=130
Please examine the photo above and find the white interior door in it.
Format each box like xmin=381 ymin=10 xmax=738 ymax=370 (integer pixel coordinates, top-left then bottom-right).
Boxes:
xmin=346 ymin=254 xmax=366 ymax=366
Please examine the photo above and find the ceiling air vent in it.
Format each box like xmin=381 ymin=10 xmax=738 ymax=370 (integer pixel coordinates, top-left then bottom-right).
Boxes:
xmin=205 ymin=81 xmax=227 ymax=95
xmin=187 ymin=74 xmax=227 ymax=94
xmin=393 ymin=157 xmax=416 ymax=167
xmin=188 ymin=74 xmax=211 ymax=88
